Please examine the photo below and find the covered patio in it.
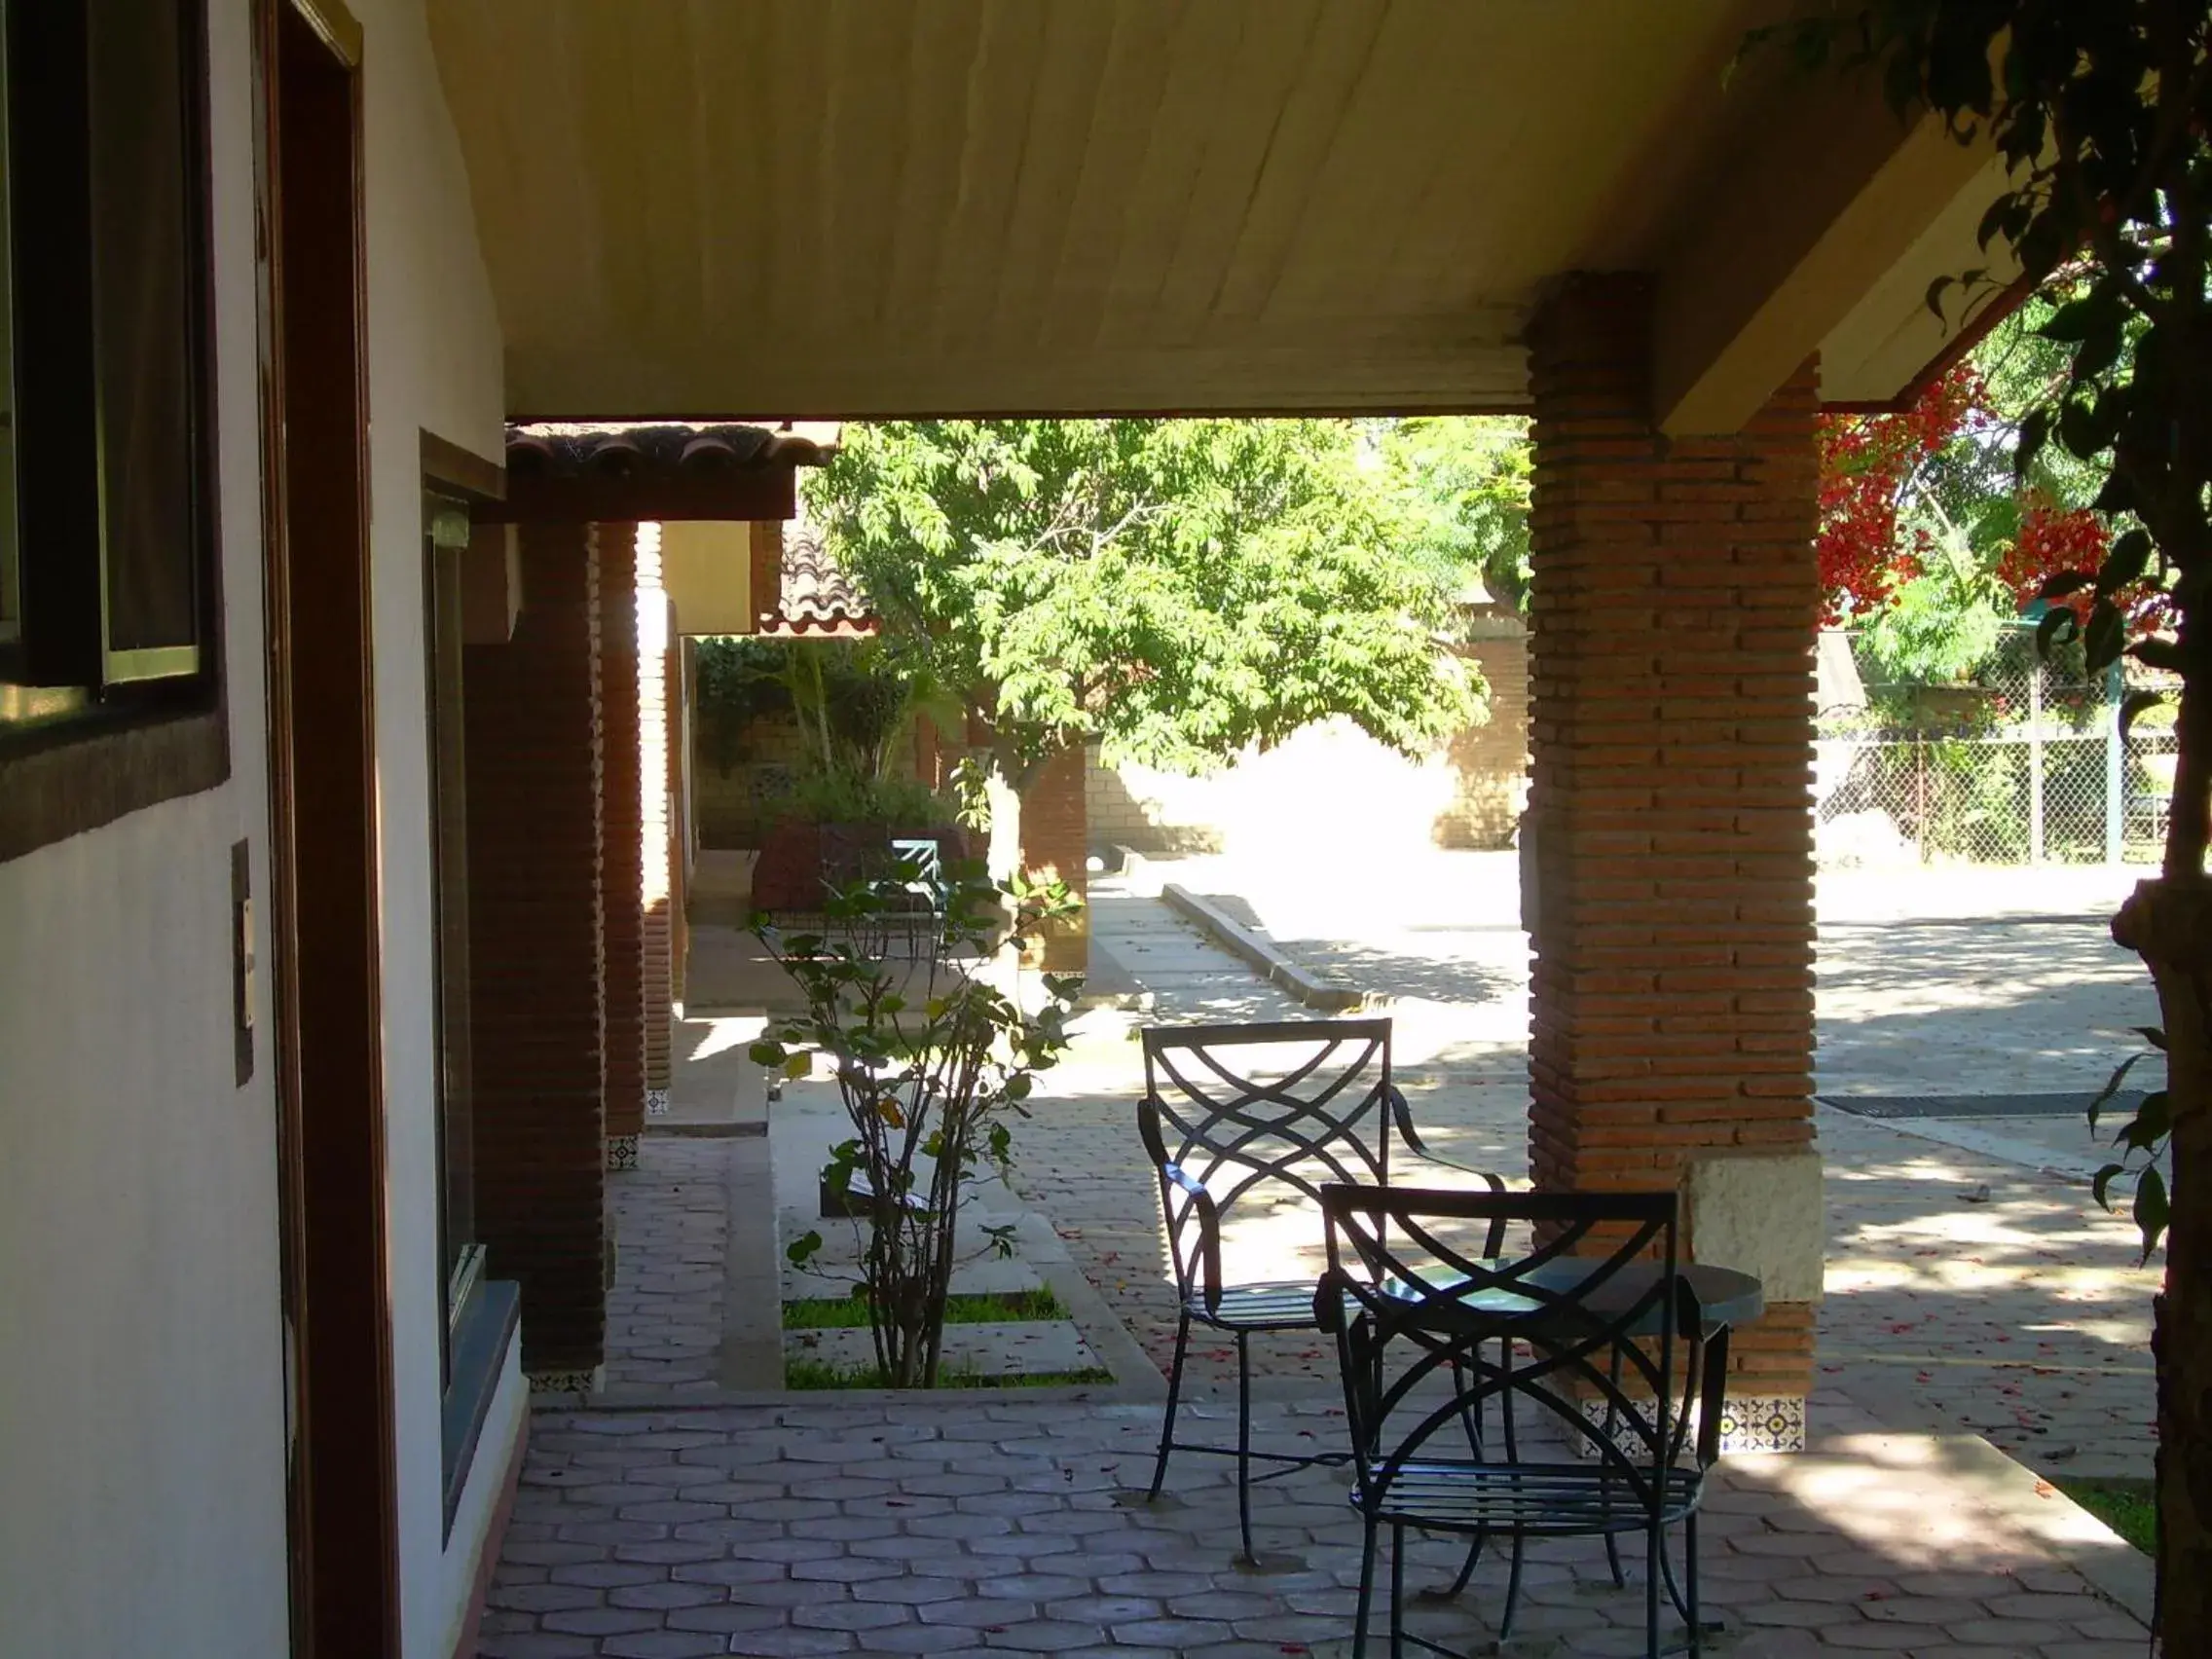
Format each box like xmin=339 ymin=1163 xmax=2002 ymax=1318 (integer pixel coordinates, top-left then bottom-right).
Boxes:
xmin=426 ymin=0 xmax=2015 ymax=1423
xmin=416 ymin=1 xmax=2134 ymax=1650
xmin=479 ymin=866 xmax=2158 ymax=1653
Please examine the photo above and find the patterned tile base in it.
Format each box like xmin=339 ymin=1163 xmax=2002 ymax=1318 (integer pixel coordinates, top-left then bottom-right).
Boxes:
xmin=1574 ymin=1393 xmax=1808 ymax=1457
xmin=1716 ymin=1393 xmax=1807 ymax=1453
xmin=645 ymin=1088 xmax=669 ymax=1117
xmin=605 ymin=1133 xmax=639 ymax=1171
xmin=526 ymin=1367 xmax=603 ymax=1397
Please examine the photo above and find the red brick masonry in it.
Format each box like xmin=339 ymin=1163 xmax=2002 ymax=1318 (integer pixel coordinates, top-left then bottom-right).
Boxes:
xmin=598 ymin=523 xmax=645 ymax=1147
xmin=1525 ymin=274 xmax=1820 ymax=1402
xmin=463 ymin=521 xmax=609 ymax=1375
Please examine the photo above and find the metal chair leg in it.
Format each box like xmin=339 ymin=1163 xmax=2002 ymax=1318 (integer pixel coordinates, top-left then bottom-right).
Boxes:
xmin=1498 ymin=1533 xmax=1526 ymax=1641
xmin=1353 ymin=1517 xmax=1378 ymax=1659
xmin=1436 ymin=1354 xmax=1488 ymax=1600
xmin=1440 ymin=1530 xmax=1485 ymax=1599
xmin=1646 ymin=1521 xmax=1663 ymax=1659
xmin=1686 ymin=1512 xmax=1702 ymax=1658
xmin=1605 ymin=1530 xmax=1626 ymax=1589
xmin=1389 ymin=1522 xmax=1407 ymax=1659
xmin=1234 ymin=1329 xmax=1260 ymax=1562
xmin=1146 ymin=1310 xmax=1191 ymax=1501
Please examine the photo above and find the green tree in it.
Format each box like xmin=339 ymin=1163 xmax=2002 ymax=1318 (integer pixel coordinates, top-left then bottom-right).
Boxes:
xmin=1777 ymin=2 xmax=2210 ymax=1635
xmin=805 ymin=420 xmax=1481 ymax=837
xmin=1373 ymin=416 xmax=1535 ymax=612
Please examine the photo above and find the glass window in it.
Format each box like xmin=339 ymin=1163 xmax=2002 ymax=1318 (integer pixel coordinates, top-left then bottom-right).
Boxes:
xmin=424 ymin=495 xmax=482 ymax=1364
xmin=88 ymin=0 xmax=203 ymax=678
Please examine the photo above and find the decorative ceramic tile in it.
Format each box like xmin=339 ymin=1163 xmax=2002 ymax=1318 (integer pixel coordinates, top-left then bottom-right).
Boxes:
xmin=1716 ymin=1393 xmax=1807 ymax=1454
xmin=1574 ymin=1392 xmax=1808 ymax=1457
xmin=526 ymin=1368 xmax=601 ymax=1397
xmin=606 ymin=1133 xmax=639 ymax=1171
xmin=645 ymin=1088 xmax=670 ymax=1118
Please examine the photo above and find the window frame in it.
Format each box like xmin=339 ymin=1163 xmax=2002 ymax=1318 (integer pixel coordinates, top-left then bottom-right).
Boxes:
xmin=0 ymin=0 xmax=227 ymax=859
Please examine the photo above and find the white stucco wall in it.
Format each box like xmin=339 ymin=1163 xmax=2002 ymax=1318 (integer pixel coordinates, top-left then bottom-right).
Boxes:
xmin=0 ymin=3 xmax=514 ymax=1654
xmin=0 ymin=3 xmax=286 ymax=1652
xmin=353 ymin=2 xmax=510 ymax=1654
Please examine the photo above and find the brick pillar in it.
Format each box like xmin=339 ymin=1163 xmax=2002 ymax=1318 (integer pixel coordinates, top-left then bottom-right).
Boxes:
xmin=1525 ymin=274 xmax=1820 ymax=1449
xmin=598 ymin=523 xmax=645 ymax=1167
xmin=1018 ymin=742 xmax=1089 ymax=975
xmin=637 ymin=527 xmax=674 ymax=1098
xmin=463 ymin=520 xmax=608 ymax=1382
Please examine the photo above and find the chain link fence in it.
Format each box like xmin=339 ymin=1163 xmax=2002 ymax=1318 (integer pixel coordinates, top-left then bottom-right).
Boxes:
xmin=1817 ymin=624 xmax=2183 ymax=867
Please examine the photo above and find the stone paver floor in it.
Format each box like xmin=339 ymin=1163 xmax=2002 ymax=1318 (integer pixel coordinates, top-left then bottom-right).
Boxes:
xmin=1015 ymin=866 xmax=2162 ymax=1481
xmin=605 ymin=1138 xmax=732 ymax=1396
xmin=481 ymin=1390 xmax=2147 ymax=1657
xmin=498 ymin=858 xmax=2160 ymax=1653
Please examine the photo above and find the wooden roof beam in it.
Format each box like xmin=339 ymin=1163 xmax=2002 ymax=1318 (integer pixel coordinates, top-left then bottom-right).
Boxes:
xmin=1650 ymin=57 xmax=2003 ymax=436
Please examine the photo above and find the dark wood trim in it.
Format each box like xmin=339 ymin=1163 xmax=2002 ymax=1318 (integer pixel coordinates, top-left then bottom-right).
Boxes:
xmin=483 ymin=468 xmax=797 ymax=525
xmin=421 ymin=429 xmax=505 ymax=504
xmin=748 ymin=520 xmax=783 ymax=624
xmin=288 ymin=0 xmax=361 ymax=68
xmin=259 ymin=1 xmax=399 ymax=1651
xmin=0 ymin=705 xmax=227 ymax=861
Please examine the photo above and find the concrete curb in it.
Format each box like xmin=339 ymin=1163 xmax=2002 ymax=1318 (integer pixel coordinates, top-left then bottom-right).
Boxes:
xmin=1016 ymin=1212 xmax=1167 ymax=1400
xmin=1159 ymin=882 xmax=1381 ymax=1013
xmin=719 ymin=1132 xmax=785 ymax=1389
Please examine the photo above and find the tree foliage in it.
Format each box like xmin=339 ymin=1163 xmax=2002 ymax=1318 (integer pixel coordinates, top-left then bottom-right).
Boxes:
xmin=805 ymin=420 xmax=1481 ymax=790
xmin=1372 ymin=417 xmax=1535 ymax=612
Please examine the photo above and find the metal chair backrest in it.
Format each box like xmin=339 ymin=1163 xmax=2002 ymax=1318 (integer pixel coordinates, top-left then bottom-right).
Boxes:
xmin=1317 ymin=1184 xmax=1714 ymax=1511
xmin=1140 ymin=1017 xmax=1396 ymax=1303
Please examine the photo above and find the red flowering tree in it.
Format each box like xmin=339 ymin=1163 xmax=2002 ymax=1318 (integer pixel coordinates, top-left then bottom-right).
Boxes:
xmin=1819 ymin=358 xmax=2118 ymax=629
xmin=1816 ymin=362 xmax=1985 ymax=620
xmin=1996 ymin=495 xmax=2113 ymax=624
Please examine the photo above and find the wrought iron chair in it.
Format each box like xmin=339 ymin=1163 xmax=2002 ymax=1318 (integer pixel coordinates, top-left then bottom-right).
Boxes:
xmin=1137 ymin=1016 xmax=1502 ymax=1562
xmin=1316 ymin=1184 xmax=1729 ymax=1659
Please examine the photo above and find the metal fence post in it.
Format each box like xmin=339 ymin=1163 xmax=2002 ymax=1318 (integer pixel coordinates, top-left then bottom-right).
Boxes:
xmin=1915 ymin=735 xmax=1928 ymax=863
xmin=2106 ymin=660 xmax=2126 ymax=865
xmin=2028 ymin=659 xmax=2045 ymax=865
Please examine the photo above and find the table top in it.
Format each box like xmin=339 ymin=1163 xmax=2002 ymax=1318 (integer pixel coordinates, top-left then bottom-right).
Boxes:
xmin=1380 ymin=1259 xmax=1764 ymax=1335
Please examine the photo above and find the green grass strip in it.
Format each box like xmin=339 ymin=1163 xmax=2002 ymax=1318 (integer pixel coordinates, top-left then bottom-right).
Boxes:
xmin=2049 ymin=1474 xmax=2156 ymax=1555
xmin=784 ymin=1356 xmax=1114 ymax=1391
xmin=780 ymin=1286 xmax=1067 ymax=1330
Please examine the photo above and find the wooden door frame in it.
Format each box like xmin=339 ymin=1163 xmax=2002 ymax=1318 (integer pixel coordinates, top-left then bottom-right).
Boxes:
xmin=254 ymin=0 xmax=398 ymax=1653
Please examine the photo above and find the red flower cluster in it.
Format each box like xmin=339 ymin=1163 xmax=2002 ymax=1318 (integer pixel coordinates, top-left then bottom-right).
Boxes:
xmin=1815 ymin=363 xmax=1985 ymax=623
xmin=1995 ymin=496 xmax=2112 ymax=622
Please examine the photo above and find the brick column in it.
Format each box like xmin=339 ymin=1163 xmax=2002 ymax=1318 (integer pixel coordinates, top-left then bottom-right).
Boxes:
xmin=463 ymin=520 xmax=608 ymax=1383
xmin=638 ymin=527 xmax=674 ymax=1099
xmin=1525 ymin=274 xmax=1820 ymax=1449
xmin=1018 ymin=742 xmax=1089 ymax=975
xmin=598 ymin=523 xmax=645 ymax=1168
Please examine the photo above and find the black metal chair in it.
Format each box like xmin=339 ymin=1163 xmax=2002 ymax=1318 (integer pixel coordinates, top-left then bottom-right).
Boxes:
xmin=1137 ymin=1016 xmax=1502 ymax=1562
xmin=1317 ymin=1184 xmax=1728 ymax=1659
